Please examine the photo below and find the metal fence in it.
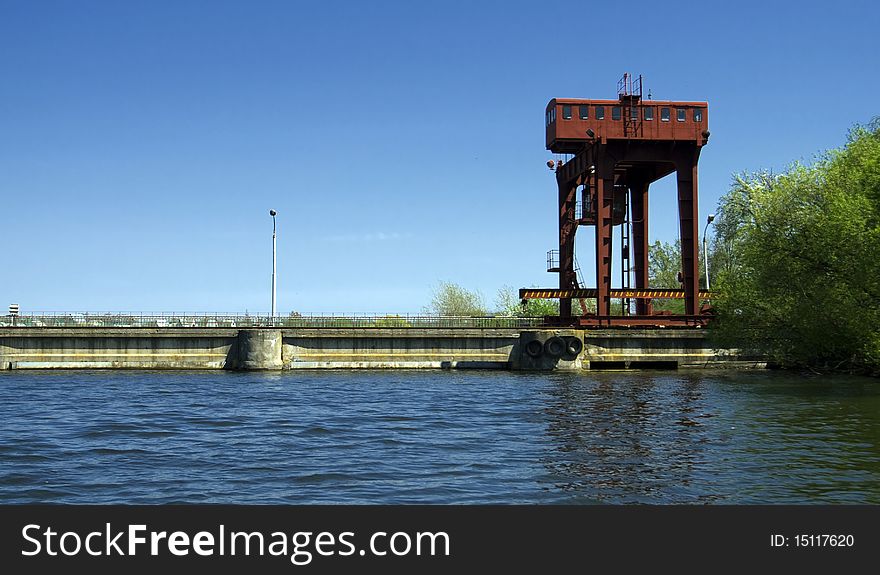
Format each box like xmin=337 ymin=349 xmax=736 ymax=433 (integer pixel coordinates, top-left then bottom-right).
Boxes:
xmin=0 ymin=313 xmax=546 ymax=329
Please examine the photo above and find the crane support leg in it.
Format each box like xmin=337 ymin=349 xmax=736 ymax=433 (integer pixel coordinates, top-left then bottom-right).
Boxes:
xmin=630 ymin=180 xmax=652 ymax=315
xmin=675 ymin=149 xmax=701 ymax=316
xmin=558 ymin=181 xmax=577 ymax=318
xmin=595 ymin=170 xmax=614 ymax=316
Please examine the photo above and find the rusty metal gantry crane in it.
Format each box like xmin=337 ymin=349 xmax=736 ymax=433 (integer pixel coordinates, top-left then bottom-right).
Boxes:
xmin=520 ymin=74 xmax=711 ymax=327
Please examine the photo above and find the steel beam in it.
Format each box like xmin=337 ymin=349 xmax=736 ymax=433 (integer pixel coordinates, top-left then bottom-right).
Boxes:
xmin=675 ymin=147 xmax=701 ymax=315
xmin=595 ymin=156 xmax=614 ymax=316
xmin=520 ymin=288 xmax=712 ymax=300
xmin=558 ymin=179 xmax=578 ymax=318
xmin=629 ymin=179 xmax=651 ymax=315
xmin=575 ymin=315 xmax=709 ymax=328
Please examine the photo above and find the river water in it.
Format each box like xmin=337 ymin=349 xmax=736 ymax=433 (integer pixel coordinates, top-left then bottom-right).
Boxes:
xmin=0 ymin=369 xmax=878 ymax=504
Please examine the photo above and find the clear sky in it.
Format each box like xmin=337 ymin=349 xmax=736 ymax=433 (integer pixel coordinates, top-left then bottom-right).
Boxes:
xmin=1 ymin=0 xmax=877 ymax=314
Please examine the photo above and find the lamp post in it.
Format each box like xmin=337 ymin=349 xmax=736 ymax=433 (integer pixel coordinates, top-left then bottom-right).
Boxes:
xmin=703 ymin=213 xmax=715 ymax=291
xmin=269 ymin=209 xmax=277 ymax=320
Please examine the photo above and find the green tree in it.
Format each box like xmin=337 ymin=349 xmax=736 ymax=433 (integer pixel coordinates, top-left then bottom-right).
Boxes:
xmin=711 ymin=120 xmax=880 ymax=372
xmin=647 ymin=238 xmax=713 ymax=314
xmin=424 ymin=281 xmax=486 ymax=316
xmin=649 ymin=239 xmax=681 ymax=288
xmin=648 ymin=240 xmax=685 ymax=313
xmin=494 ymin=285 xmax=567 ymax=317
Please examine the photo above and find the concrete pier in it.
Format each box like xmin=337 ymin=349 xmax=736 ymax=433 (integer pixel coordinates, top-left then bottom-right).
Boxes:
xmin=236 ymin=329 xmax=283 ymax=370
xmin=0 ymin=327 xmax=758 ymax=371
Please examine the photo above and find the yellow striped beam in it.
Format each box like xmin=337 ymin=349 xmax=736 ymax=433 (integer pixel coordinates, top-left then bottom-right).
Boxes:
xmin=518 ymin=288 xmax=713 ymax=300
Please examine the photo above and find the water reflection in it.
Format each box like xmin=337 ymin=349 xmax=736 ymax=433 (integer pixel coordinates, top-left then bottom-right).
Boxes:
xmin=541 ymin=371 xmax=880 ymax=504
xmin=543 ymin=373 xmax=721 ymax=503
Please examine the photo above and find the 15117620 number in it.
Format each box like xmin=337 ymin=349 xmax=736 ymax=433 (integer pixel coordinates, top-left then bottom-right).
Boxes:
xmin=796 ymin=534 xmax=854 ymax=547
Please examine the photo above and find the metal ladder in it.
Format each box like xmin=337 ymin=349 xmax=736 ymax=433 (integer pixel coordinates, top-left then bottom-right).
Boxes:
xmin=573 ymin=256 xmax=591 ymax=315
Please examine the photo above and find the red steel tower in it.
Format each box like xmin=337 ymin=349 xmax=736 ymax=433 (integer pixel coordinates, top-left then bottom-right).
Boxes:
xmin=521 ymin=74 xmax=710 ymax=326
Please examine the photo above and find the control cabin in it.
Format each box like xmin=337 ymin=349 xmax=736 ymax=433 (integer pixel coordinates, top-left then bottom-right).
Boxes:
xmin=545 ymin=98 xmax=709 ymax=154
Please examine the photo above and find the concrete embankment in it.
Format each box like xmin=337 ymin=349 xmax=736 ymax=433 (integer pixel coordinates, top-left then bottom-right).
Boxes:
xmin=0 ymin=327 xmax=758 ymax=371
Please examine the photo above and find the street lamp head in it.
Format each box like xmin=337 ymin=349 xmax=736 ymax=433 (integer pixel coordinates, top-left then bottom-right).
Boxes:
xmin=269 ymin=209 xmax=277 ymax=217
xmin=707 ymin=213 xmax=715 ymax=224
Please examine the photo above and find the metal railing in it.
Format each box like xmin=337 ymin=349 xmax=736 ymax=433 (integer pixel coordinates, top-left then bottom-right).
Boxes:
xmin=547 ymin=250 xmax=559 ymax=271
xmin=0 ymin=313 xmax=546 ymax=329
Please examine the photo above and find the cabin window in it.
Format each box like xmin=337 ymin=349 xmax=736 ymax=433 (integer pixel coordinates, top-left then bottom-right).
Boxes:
xmin=579 ymin=105 xmax=589 ymax=120
xmin=693 ymin=109 xmax=703 ymax=122
xmin=644 ymin=107 xmax=654 ymax=120
xmin=677 ymin=108 xmax=686 ymax=122
xmin=549 ymin=108 xmax=555 ymax=124
xmin=562 ymin=105 xmax=572 ymax=120
xmin=595 ymin=106 xmax=605 ymax=120
xmin=612 ymin=106 xmax=621 ymax=120
xmin=546 ymin=111 xmax=550 ymax=126
xmin=660 ymin=107 xmax=670 ymax=122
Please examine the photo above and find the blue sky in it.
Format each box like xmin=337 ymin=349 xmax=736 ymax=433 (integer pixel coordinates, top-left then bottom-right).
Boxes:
xmin=1 ymin=0 xmax=877 ymax=313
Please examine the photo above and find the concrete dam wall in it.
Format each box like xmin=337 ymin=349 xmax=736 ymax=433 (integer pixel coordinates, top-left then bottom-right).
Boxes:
xmin=0 ymin=327 xmax=754 ymax=371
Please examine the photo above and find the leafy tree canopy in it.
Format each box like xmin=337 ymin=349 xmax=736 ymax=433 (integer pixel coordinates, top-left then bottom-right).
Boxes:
xmin=710 ymin=119 xmax=880 ymax=372
xmin=424 ymin=281 xmax=486 ymax=316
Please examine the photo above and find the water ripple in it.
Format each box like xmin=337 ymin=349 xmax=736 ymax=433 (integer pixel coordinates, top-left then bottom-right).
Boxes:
xmin=0 ymin=369 xmax=878 ymax=503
